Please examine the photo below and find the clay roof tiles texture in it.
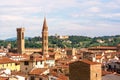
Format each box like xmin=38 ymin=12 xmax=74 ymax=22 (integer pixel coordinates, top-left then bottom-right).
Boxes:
xmin=29 ymin=68 xmax=47 ymax=75
xmin=0 ymin=57 xmax=17 ymax=64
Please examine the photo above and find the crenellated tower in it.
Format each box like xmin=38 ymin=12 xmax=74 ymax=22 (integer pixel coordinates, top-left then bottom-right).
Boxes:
xmin=42 ymin=17 xmax=48 ymax=56
xmin=17 ymin=28 xmax=25 ymax=54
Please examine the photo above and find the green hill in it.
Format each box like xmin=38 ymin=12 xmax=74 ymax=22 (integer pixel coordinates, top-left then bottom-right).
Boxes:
xmin=1 ymin=35 xmax=120 ymax=48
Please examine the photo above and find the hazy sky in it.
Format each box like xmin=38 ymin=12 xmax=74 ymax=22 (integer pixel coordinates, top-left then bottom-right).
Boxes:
xmin=0 ymin=0 xmax=120 ymax=39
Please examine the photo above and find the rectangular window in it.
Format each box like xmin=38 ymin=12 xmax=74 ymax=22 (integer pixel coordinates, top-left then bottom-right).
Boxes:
xmin=2 ymin=64 xmax=4 ymax=67
xmin=36 ymin=61 xmax=37 ymax=65
xmin=39 ymin=78 xmax=42 ymax=80
xmin=25 ymin=67 xmax=28 ymax=70
xmin=31 ymin=76 xmax=35 ymax=80
xmin=51 ymin=78 xmax=56 ymax=80
xmin=40 ymin=61 xmax=42 ymax=64
xmin=24 ymin=61 xmax=29 ymax=65
xmin=15 ymin=63 xmax=18 ymax=66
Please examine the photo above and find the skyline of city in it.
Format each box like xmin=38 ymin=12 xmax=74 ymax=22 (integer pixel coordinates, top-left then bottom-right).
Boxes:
xmin=0 ymin=1 xmax=120 ymax=79
xmin=0 ymin=0 xmax=120 ymax=39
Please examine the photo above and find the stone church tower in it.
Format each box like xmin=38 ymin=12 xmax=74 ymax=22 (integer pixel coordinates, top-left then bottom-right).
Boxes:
xmin=42 ymin=17 xmax=48 ymax=56
xmin=17 ymin=28 xmax=25 ymax=54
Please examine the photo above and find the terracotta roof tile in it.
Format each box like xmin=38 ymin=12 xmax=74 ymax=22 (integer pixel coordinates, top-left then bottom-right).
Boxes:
xmin=89 ymin=46 xmax=117 ymax=50
xmin=81 ymin=59 xmax=101 ymax=65
xmin=96 ymin=55 xmax=103 ymax=59
xmin=57 ymin=74 xmax=68 ymax=80
xmin=0 ymin=77 xmax=8 ymax=80
xmin=0 ymin=57 xmax=17 ymax=64
xmin=0 ymin=49 xmax=4 ymax=53
xmin=11 ymin=71 xmax=27 ymax=77
xmin=48 ymin=52 xmax=55 ymax=55
xmin=29 ymin=68 xmax=47 ymax=75
xmin=102 ymin=71 xmax=112 ymax=76
xmin=50 ymin=72 xmax=68 ymax=80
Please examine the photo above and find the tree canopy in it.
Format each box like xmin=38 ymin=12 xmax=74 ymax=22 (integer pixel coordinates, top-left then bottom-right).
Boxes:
xmin=1 ymin=35 xmax=120 ymax=49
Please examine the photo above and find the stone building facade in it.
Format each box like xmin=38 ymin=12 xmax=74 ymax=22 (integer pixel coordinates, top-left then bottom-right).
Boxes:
xmin=69 ymin=60 xmax=101 ymax=80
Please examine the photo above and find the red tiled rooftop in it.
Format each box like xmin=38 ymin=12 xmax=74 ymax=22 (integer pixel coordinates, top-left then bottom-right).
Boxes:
xmin=7 ymin=53 xmax=29 ymax=58
xmin=0 ymin=57 xmax=17 ymax=64
xmin=96 ymin=55 xmax=103 ymax=59
xmin=81 ymin=59 xmax=101 ymax=65
xmin=57 ymin=74 xmax=68 ymax=80
xmin=29 ymin=68 xmax=47 ymax=75
xmin=11 ymin=71 xmax=27 ymax=77
xmin=46 ymin=57 xmax=54 ymax=60
xmin=89 ymin=46 xmax=117 ymax=50
xmin=0 ymin=49 xmax=4 ymax=53
xmin=0 ymin=77 xmax=8 ymax=80
xmin=110 ymin=52 xmax=120 ymax=54
xmin=50 ymin=71 xmax=68 ymax=80
xmin=20 ymin=57 xmax=44 ymax=62
xmin=102 ymin=70 xmax=112 ymax=76
xmin=8 ymin=53 xmax=22 ymax=56
xmin=48 ymin=52 xmax=55 ymax=55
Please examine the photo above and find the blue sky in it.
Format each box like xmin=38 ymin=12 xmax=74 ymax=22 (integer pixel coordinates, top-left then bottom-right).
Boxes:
xmin=0 ymin=0 xmax=120 ymax=39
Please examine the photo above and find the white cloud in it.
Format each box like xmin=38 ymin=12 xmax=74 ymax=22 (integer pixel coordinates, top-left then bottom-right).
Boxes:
xmin=0 ymin=0 xmax=120 ymax=39
xmin=88 ymin=7 xmax=101 ymax=13
xmin=0 ymin=15 xmax=23 ymax=21
xmin=99 ymin=13 xmax=120 ymax=18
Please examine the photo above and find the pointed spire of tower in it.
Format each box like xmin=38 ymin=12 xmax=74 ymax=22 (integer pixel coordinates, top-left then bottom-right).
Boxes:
xmin=42 ymin=17 xmax=48 ymax=31
xmin=42 ymin=17 xmax=48 ymax=56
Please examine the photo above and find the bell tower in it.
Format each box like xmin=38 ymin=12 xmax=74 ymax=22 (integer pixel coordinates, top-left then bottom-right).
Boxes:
xmin=17 ymin=28 xmax=25 ymax=54
xmin=42 ymin=17 xmax=48 ymax=56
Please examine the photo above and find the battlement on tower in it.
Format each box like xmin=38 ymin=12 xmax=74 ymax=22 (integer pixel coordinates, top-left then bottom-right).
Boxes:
xmin=17 ymin=28 xmax=25 ymax=32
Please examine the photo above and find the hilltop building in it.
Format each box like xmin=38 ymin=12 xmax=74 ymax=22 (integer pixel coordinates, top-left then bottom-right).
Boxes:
xmin=56 ymin=35 xmax=69 ymax=39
